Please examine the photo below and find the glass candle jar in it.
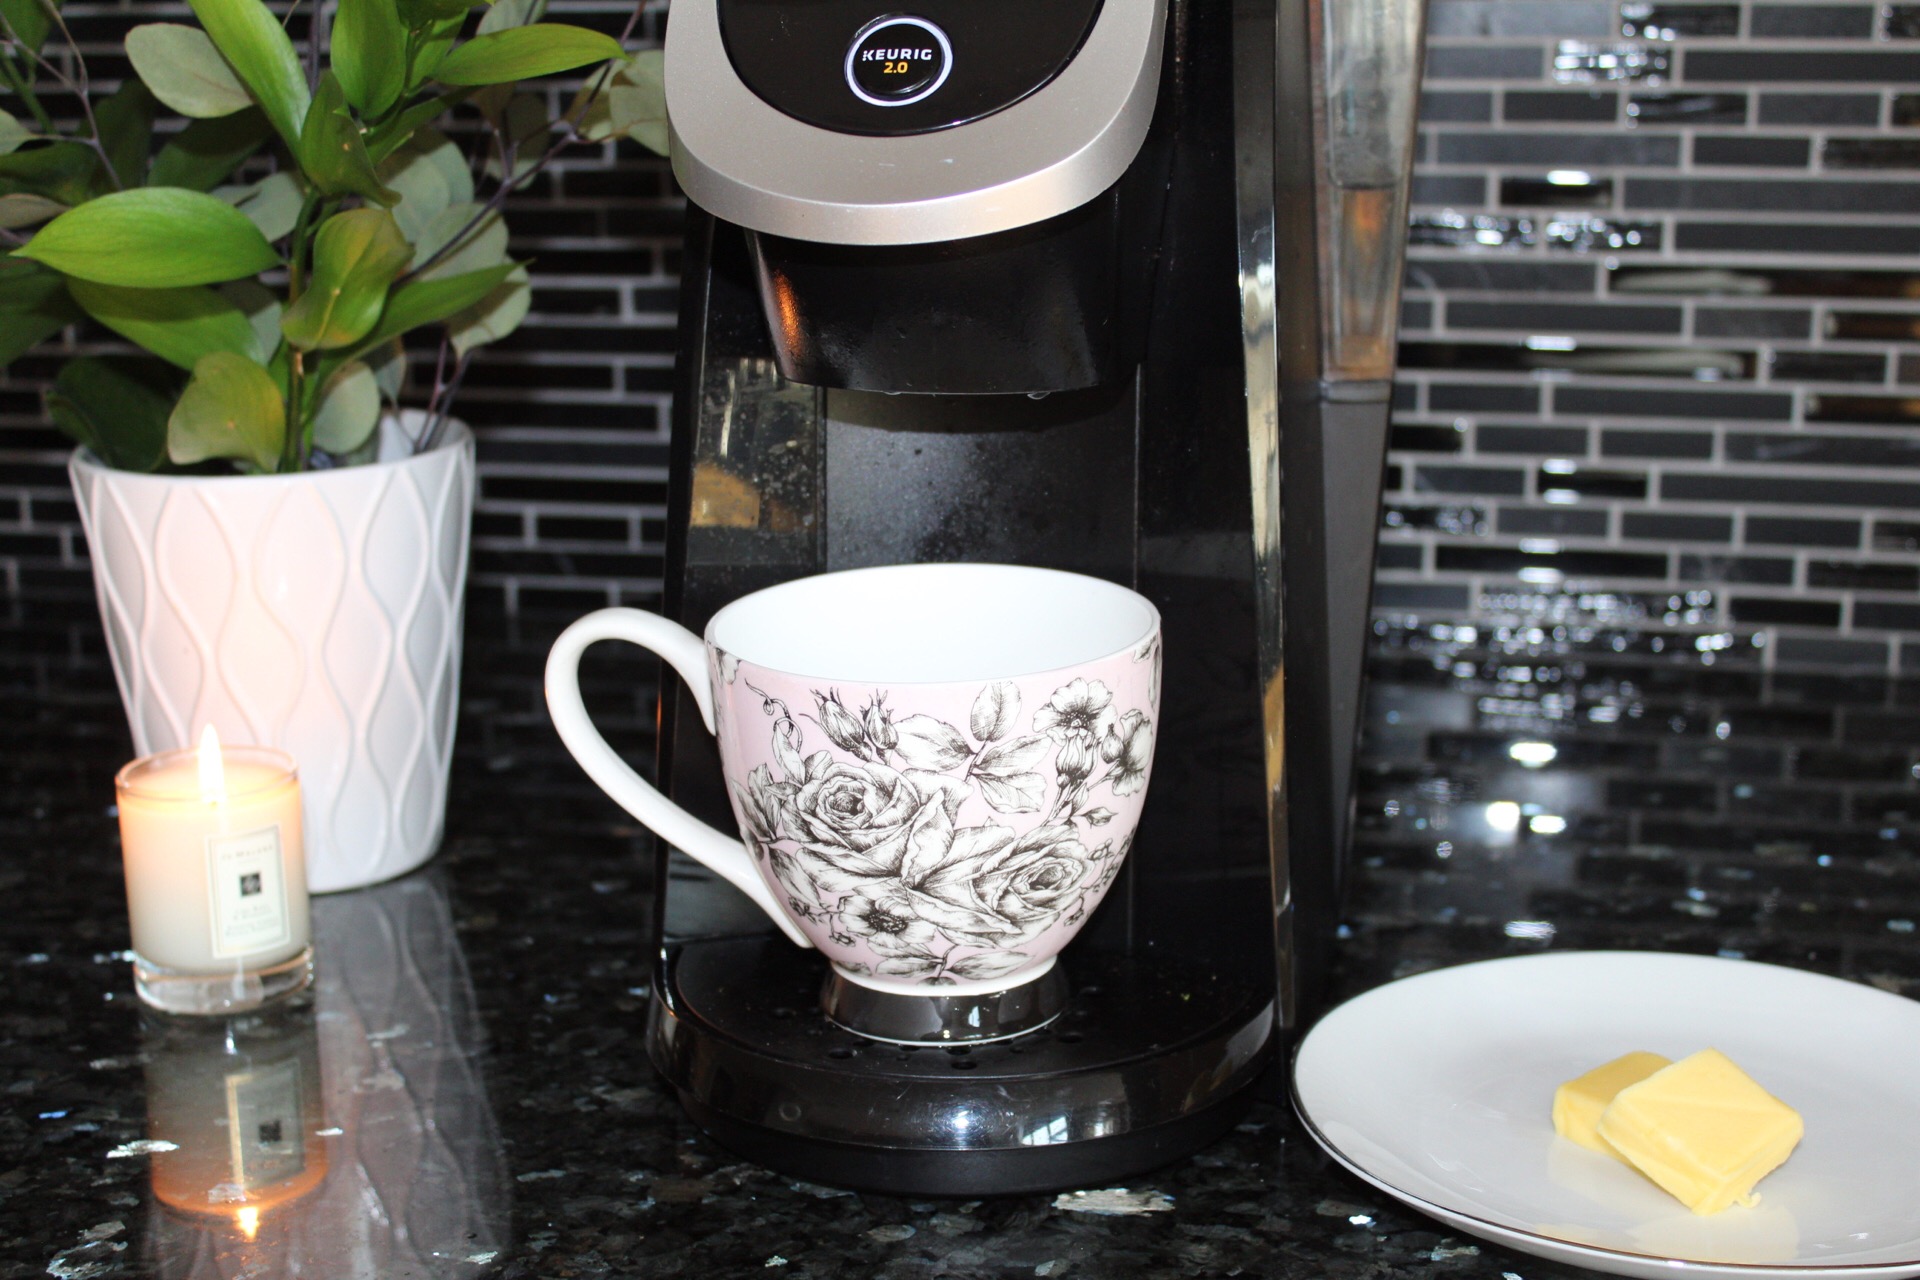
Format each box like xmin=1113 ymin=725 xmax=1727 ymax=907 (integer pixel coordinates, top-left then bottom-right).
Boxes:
xmin=116 ymin=734 xmax=312 ymax=1015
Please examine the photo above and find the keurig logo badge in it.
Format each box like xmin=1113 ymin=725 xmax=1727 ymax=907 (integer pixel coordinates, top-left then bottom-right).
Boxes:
xmin=846 ymin=16 xmax=952 ymax=107
xmin=862 ymin=47 xmax=936 ymax=76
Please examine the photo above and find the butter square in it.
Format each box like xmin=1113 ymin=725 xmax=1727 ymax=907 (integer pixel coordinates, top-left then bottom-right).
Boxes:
xmin=1597 ymin=1048 xmax=1804 ymax=1215
xmin=1553 ymin=1050 xmax=1673 ymax=1160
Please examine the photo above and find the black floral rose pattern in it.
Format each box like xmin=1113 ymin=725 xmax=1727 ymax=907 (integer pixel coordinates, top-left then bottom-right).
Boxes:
xmin=721 ymin=651 xmax=1157 ymax=986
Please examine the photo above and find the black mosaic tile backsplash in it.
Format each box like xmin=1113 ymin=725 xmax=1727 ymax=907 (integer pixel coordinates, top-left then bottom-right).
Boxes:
xmin=1397 ymin=0 xmax=1920 ymax=673
xmin=3 ymin=1 xmax=1920 ymax=675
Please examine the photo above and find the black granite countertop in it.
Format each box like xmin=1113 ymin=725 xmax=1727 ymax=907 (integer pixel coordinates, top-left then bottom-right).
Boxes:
xmin=5 ymin=604 xmax=1918 ymax=1279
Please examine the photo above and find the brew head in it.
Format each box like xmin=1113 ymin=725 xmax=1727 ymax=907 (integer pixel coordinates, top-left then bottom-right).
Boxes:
xmin=665 ymin=0 xmax=1168 ymax=393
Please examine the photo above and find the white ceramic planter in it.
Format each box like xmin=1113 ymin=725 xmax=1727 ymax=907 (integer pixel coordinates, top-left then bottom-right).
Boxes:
xmin=70 ymin=412 xmax=475 ymax=892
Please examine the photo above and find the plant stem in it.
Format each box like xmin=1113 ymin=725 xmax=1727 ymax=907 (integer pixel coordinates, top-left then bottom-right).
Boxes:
xmin=10 ymin=8 xmax=123 ymax=192
xmin=408 ymin=0 xmax=650 ymax=454
xmin=419 ymin=350 xmax=470 ymax=454
xmin=399 ymin=122 xmax=561 ymax=282
xmin=41 ymin=1 xmax=85 ymax=97
xmin=420 ymin=329 xmax=457 ymax=449
xmin=615 ymin=1 xmax=647 ymax=47
xmin=286 ymin=350 xmax=307 ymax=473
xmin=404 ymin=184 xmax=503 ymax=282
xmin=279 ymin=189 xmax=336 ymax=473
xmin=400 ymin=24 xmax=421 ymax=100
xmin=401 ymin=0 xmax=647 ymax=285
xmin=0 ymin=45 xmax=56 ymax=132
xmin=306 ymin=0 xmax=328 ymax=93
xmin=425 ymin=329 xmax=452 ymax=414
xmin=285 ymin=191 xmax=326 ymax=296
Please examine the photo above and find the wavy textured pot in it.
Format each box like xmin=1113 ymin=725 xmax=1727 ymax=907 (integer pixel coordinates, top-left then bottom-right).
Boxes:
xmin=70 ymin=413 xmax=474 ymax=892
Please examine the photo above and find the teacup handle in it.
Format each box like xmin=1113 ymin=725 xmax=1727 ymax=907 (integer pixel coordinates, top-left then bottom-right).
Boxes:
xmin=544 ymin=608 xmax=812 ymax=949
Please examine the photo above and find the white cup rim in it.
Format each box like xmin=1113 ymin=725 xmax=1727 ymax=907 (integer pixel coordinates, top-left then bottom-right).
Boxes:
xmin=704 ymin=562 xmax=1159 ymax=686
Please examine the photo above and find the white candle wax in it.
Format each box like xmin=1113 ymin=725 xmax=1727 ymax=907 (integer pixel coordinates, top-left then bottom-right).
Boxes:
xmin=117 ymin=741 xmax=310 ymax=975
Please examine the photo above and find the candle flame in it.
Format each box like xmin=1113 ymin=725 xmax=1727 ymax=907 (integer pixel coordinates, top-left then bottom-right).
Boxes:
xmin=197 ymin=726 xmax=227 ymax=806
xmin=235 ymin=1206 xmax=260 ymax=1241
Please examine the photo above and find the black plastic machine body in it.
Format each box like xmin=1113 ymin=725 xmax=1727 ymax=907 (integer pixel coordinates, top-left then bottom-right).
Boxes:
xmin=644 ymin=0 xmax=1426 ymax=1194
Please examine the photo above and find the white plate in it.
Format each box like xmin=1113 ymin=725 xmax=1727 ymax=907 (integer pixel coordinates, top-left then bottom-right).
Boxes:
xmin=1292 ymin=952 xmax=1920 ymax=1280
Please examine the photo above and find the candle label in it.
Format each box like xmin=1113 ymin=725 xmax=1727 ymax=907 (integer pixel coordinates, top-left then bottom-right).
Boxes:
xmin=205 ymin=826 xmax=291 ymax=958
xmin=225 ymin=1059 xmax=307 ymax=1190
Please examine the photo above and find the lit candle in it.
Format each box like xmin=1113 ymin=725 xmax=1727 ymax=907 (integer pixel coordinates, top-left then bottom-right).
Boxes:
xmin=117 ymin=728 xmax=313 ymax=1014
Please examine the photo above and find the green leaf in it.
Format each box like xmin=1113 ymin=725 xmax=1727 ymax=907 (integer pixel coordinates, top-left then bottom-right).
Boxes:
xmin=410 ymin=13 xmax=468 ymax=85
xmin=266 ymin=335 xmax=293 ymax=398
xmin=309 ymin=360 xmax=380 ymax=453
xmin=48 ymin=357 xmax=179 ymax=472
xmin=217 ymin=279 xmax=282 ymax=362
xmin=126 ymin=23 xmax=253 ymax=119
xmin=0 ymin=0 xmax=58 ymax=56
xmin=14 ymin=187 xmax=279 ymax=287
xmin=0 ymin=192 xmax=62 ymax=229
xmin=366 ymin=337 xmax=408 ymax=403
xmin=0 ymin=257 xmax=77 ymax=367
xmin=168 ymin=350 xmax=285 ymax=472
xmin=297 ymin=72 xmax=398 ymax=204
xmin=0 ymin=307 xmax=68 ymax=368
xmin=575 ymin=47 xmax=663 ymax=153
xmin=92 ymin=80 xmax=157 ymax=192
xmin=0 ymin=108 xmax=31 ymax=157
xmin=363 ymin=89 xmax=471 ymax=163
xmin=281 ymin=207 xmax=411 ymax=350
xmin=332 ymin=0 xmax=407 ymax=118
xmin=469 ymin=81 xmax=513 ymax=125
xmin=477 ymin=0 xmax=545 ymax=35
xmin=411 ymin=201 xmax=506 ymax=276
xmin=186 ymin=0 xmax=310 ymax=150
xmin=482 ymin=93 xmax=550 ymax=187
xmin=621 ymin=49 xmax=668 ymax=156
xmin=149 ymin=108 xmax=272 ymax=191
xmin=377 ymin=127 xmax=471 ymax=242
xmin=450 ymin=262 xmax=527 ymax=354
xmin=356 ymin=260 xmax=515 ymax=353
xmin=432 ymin=24 xmax=626 ymax=86
xmin=0 ymin=141 xmax=98 ymax=206
xmin=67 ymin=278 xmax=258 ymax=371
xmin=216 ymin=170 xmax=304 ymax=241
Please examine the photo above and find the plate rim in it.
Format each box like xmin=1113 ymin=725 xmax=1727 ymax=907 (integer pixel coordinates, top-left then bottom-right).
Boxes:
xmin=1290 ymin=950 xmax=1920 ymax=1279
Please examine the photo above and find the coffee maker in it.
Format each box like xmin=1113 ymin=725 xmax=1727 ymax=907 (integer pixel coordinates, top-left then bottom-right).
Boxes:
xmin=641 ymin=0 xmax=1425 ymax=1194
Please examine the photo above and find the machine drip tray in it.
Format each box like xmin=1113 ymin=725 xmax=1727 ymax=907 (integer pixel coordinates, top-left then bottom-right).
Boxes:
xmin=646 ymin=936 xmax=1275 ymax=1196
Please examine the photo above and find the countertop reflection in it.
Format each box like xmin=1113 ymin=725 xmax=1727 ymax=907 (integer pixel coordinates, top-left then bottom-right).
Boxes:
xmin=6 ymin=608 xmax=1919 ymax=1279
xmin=136 ymin=872 xmax=509 ymax=1278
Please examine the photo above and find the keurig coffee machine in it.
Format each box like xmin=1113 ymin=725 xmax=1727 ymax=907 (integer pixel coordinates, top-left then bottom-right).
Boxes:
xmin=642 ymin=0 xmax=1426 ymax=1193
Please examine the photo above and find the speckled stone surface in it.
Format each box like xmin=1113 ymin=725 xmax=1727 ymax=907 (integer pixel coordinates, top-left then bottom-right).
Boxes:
xmin=5 ymin=604 xmax=1919 ymax=1279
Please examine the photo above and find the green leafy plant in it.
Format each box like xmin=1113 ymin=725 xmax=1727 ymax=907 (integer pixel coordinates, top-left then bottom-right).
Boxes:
xmin=0 ymin=0 xmax=666 ymax=472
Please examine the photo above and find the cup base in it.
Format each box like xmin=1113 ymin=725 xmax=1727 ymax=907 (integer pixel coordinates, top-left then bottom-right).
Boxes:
xmin=133 ymin=948 xmax=314 ymax=1016
xmin=821 ymin=962 xmax=1068 ymax=1044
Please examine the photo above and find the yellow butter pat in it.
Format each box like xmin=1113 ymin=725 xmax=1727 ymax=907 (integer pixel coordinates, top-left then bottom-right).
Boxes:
xmin=1553 ymin=1051 xmax=1673 ymax=1160
xmin=1597 ymin=1048 xmax=1803 ymax=1215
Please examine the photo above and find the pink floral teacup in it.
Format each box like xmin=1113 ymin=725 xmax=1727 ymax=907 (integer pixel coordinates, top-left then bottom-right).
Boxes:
xmin=545 ymin=563 xmax=1160 ymax=1011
